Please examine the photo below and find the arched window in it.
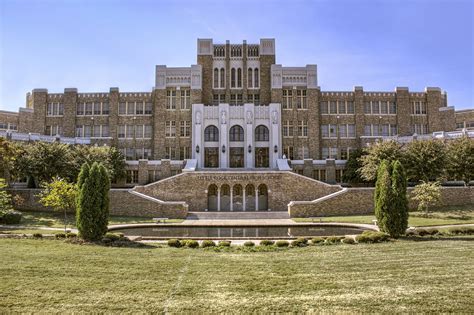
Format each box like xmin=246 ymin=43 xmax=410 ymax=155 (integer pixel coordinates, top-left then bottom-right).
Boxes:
xmin=254 ymin=68 xmax=259 ymax=88
xmin=204 ymin=125 xmax=219 ymax=142
xmin=231 ymin=68 xmax=236 ymax=88
xmin=237 ymin=68 xmax=242 ymax=88
xmin=255 ymin=125 xmax=269 ymax=141
xmin=248 ymin=68 xmax=253 ymax=88
xmin=220 ymin=68 xmax=225 ymax=88
xmin=213 ymin=68 xmax=219 ymax=88
xmin=229 ymin=125 xmax=244 ymax=141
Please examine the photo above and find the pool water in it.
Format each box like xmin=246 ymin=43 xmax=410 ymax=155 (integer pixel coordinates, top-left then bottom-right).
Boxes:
xmin=113 ymin=225 xmax=368 ymax=239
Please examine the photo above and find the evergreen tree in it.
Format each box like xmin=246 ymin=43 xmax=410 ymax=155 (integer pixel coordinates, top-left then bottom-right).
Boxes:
xmin=97 ymin=164 xmax=110 ymax=237
xmin=76 ymin=162 xmax=104 ymax=241
xmin=374 ymin=160 xmax=392 ymax=233
xmin=389 ymin=160 xmax=409 ymax=237
xmin=77 ymin=162 xmax=90 ymax=190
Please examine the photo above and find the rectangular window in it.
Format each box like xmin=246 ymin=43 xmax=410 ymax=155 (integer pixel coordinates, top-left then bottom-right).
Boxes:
xmin=165 ymin=121 xmax=176 ymax=137
xmin=94 ymin=102 xmax=102 ymax=115
xmin=212 ymin=94 xmax=225 ymax=105
xmin=297 ymin=146 xmax=309 ymax=159
xmin=93 ymin=124 xmax=101 ymax=138
xmin=165 ymin=147 xmax=176 ymax=159
xmin=283 ymin=120 xmax=293 ymax=137
xmin=347 ymin=101 xmax=355 ymax=114
xmin=167 ymin=90 xmax=176 ymax=109
xmin=77 ymin=103 xmax=84 ymax=115
xmin=296 ymin=90 xmax=307 ymax=109
xmin=380 ymin=101 xmax=388 ymax=114
xmin=75 ymin=125 xmax=83 ymax=137
xmin=391 ymin=124 xmax=397 ymax=136
xmin=338 ymin=124 xmax=347 ymax=138
xmin=144 ymin=125 xmax=152 ymax=138
xmin=282 ymin=90 xmax=292 ymax=109
xmin=347 ymin=124 xmax=355 ymax=137
xmin=85 ymin=102 xmax=93 ymax=115
xmin=322 ymin=147 xmax=329 ymax=159
xmin=330 ymin=147 xmax=338 ymax=159
xmin=371 ymin=101 xmax=380 ymax=114
xmin=127 ymin=101 xmax=135 ymax=115
xmin=248 ymin=93 xmax=260 ymax=105
xmin=381 ymin=124 xmax=389 ymax=136
xmin=321 ymin=125 xmax=329 ymax=138
xmin=84 ymin=125 xmax=92 ymax=137
xmin=330 ymin=101 xmax=337 ymax=114
xmin=338 ymin=101 xmax=346 ymax=114
xmin=119 ymin=102 xmax=126 ymax=115
xmin=102 ymin=125 xmax=109 ymax=137
xmin=298 ymin=121 xmax=308 ymax=137
xmin=145 ymin=102 xmax=152 ymax=114
xmin=313 ymin=169 xmax=326 ymax=182
xmin=364 ymin=125 xmax=371 ymax=136
xmin=45 ymin=125 xmax=51 ymax=135
xmin=413 ymin=101 xmax=427 ymax=115
xmin=340 ymin=148 xmax=349 ymax=160
xmin=335 ymin=169 xmax=343 ymax=183
xmin=180 ymin=146 xmax=190 ymax=160
xmin=136 ymin=101 xmax=144 ymax=115
xmin=180 ymin=121 xmax=190 ymax=137
xmin=181 ymin=90 xmax=190 ymax=109
xmin=126 ymin=170 xmax=139 ymax=183
xmin=118 ymin=125 xmax=126 ymax=138
xmin=134 ymin=125 xmax=144 ymax=138
xmin=126 ymin=125 xmax=134 ymax=138
xmin=320 ymin=101 xmax=328 ymax=114
xmin=283 ymin=146 xmax=294 ymax=160
xmin=102 ymin=102 xmax=110 ymax=115
xmin=364 ymin=102 xmax=371 ymax=114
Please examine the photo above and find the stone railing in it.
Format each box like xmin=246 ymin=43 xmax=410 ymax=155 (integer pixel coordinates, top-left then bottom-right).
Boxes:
xmin=0 ymin=130 xmax=90 ymax=145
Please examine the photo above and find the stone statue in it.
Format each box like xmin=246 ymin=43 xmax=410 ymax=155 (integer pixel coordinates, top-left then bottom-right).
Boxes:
xmin=271 ymin=110 xmax=278 ymax=124
xmin=246 ymin=110 xmax=253 ymax=124
xmin=195 ymin=111 xmax=201 ymax=125
xmin=220 ymin=110 xmax=227 ymax=124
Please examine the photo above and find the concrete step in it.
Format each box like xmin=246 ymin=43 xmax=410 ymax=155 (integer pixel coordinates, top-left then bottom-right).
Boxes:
xmin=187 ymin=211 xmax=290 ymax=220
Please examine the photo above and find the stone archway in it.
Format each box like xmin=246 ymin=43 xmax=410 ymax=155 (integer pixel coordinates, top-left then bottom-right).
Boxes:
xmin=232 ymin=184 xmax=243 ymax=211
xmin=220 ymin=184 xmax=230 ymax=211
xmin=257 ymin=184 xmax=268 ymax=211
xmin=245 ymin=184 xmax=256 ymax=211
xmin=207 ymin=184 xmax=218 ymax=211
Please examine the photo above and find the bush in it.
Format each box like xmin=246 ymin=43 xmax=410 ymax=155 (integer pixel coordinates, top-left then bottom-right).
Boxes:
xmin=416 ymin=229 xmax=430 ymax=237
xmin=447 ymin=227 xmax=474 ymax=235
xmin=342 ymin=237 xmax=355 ymax=244
xmin=184 ymin=240 xmax=199 ymax=248
xmin=311 ymin=237 xmax=326 ymax=245
xmin=0 ymin=210 xmax=22 ymax=225
xmin=55 ymin=233 xmax=66 ymax=239
xmin=167 ymin=239 xmax=182 ymax=248
xmin=66 ymin=232 xmax=77 ymax=238
xmin=325 ymin=236 xmax=343 ymax=244
xmin=356 ymin=231 xmax=389 ymax=243
xmin=243 ymin=241 xmax=255 ymax=247
xmin=218 ymin=241 xmax=231 ymax=247
xmin=104 ymin=233 xmax=121 ymax=242
xmin=291 ymin=238 xmax=308 ymax=247
xmin=428 ymin=228 xmax=439 ymax=236
xmin=275 ymin=240 xmax=289 ymax=247
xmin=201 ymin=240 xmax=216 ymax=248
xmin=32 ymin=233 xmax=43 ymax=238
xmin=259 ymin=240 xmax=274 ymax=246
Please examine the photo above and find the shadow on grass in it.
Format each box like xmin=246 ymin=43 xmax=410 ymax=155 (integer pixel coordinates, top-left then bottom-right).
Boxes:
xmin=400 ymin=236 xmax=474 ymax=242
xmin=65 ymin=238 xmax=156 ymax=249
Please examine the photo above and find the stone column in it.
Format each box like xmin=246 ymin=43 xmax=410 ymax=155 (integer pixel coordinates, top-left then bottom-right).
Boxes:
xmin=255 ymin=187 xmax=259 ymax=211
xmin=230 ymin=188 xmax=233 ymax=212
xmin=138 ymin=159 xmax=148 ymax=185
xmin=217 ymin=186 xmax=221 ymax=212
xmin=243 ymin=188 xmax=246 ymax=211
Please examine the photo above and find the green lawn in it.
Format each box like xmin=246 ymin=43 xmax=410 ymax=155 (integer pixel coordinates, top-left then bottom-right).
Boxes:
xmin=1 ymin=238 xmax=473 ymax=312
xmin=293 ymin=204 xmax=474 ymax=226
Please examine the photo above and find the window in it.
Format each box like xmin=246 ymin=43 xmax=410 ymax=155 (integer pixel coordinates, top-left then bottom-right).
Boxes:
xmin=9 ymin=124 xmax=17 ymax=131
xmin=412 ymin=124 xmax=428 ymax=135
xmin=103 ymin=102 xmax=110 ymax=115
xmin=94 ymin=102 xmax=102 ymax=115
xmin=248 ymin=68 xmax=253 ymax=88
xmin=145 ymin=102 xmax=152 ymax=114
xmin=380 ymin=101 xmax=388 ymax=114
xmin=237 ymin=68 xmax=242 ymax=88
xmin=320 ymin=101 xmax=328 ymax=114
xmin=321 ymin=147 xmax=338 ymax=159
xmin=214 ymin=68 xmax=219 ymax=88
xmin=47 ymin=102 xmax=63 ymax=116
xmin=165 ymin=147 xmax=176 ymax=159
xmin=296 ymin=90 xmax=307 ymax=109
xmin=282 ymin=90 xmax=292 ymax=109
xmin=321 ymin=124 xmax=337 ymax=138
xmin=180 ymin=121 xmax=190 ymax=137
xmin=118 ymin=125 xmax=126 ymax=138
xmin=456 ymin=122 xmax=464 ymax=129
xmin=0 ymin=122 xmax=7 ymax=130
xmin=297 ymin=146 xmax=309 ymax=159
xmin=102 ymin=125 xmax=109 ymax=137
xmin=126 ymin=101 xmax=135 ymax=115
xmin=220 ymin=68 xmax=225 ymax=88
xmin=298 ymin=121 xmax=308 ymax=137
xmin=283 ymin=120 xmax=293 ymax=137
xmin=330 ymin=101 xmax=337 ymax=114
xmin=84 ymin=125 xmax=92 ymax=137
xmin=364 ymin=124 xmax=397 ymax=136
xmin=229 ymin=125 xmax=244 ymax=141
xmin=148 ymin=170 xmax=161 ymax=183
xmin=212 ymin=94 xmax=225 ymax=105
xmin=254 ymin=68 xmax=259 ymax=88
xmin=144 ymin=125 xmax=152 ymax=138
xmin=204 ymin=125 xmax=219 ymax=142
xmin=230 ymin=94 xmax=243 ymax=105
xmin=165 ymin=121 xmax=176 ymax=137
xmin=338 ymin=101 xmax=346 ymax=114
xmin=167 ymin=90 xmax=176 ymax=109
xmin=335 ymin=169 xmax=343 ymax=183
xmin=248 ymin=93 xmax=260 ymax=105
xmin=180 ymin=146 xmax=190 ymax=160
xmin=126 ymin=125 xmax=133 ymax=138
xmin=389 ymin=102 xmax=396 ymax=114
xmin=180 ymin=90 xmax=190 ymax=110
xmin=135 ymin=101 xmax=144 ymax=115
xmin=412 ymin=101 xmax=426 ymax=115
xmin=77 ymin=103 xmax=84 ymax=115
xmin=126 ymin=170 xmax=138 ymax=184
xmin=347 ymin=101 xmax=355 ymax=114
xmin=231 ymin=68 xmax=236 ymax=88
xmin=283 ymin=146 xmax=294 ymax=160
xmin=313 ymin=169 xmax=326 ymax=181
xmin=119 ymin=102 xmax=126 ymax=115
xmin=347 ymin=124 xmax=355 ymax=137
xmin=338 ymin=124 xmax=355 ymax=138
xmin=255 ymin=125 xmax=269 ymax=141
xmin=364 ymin=102 xmax=371 ymax=114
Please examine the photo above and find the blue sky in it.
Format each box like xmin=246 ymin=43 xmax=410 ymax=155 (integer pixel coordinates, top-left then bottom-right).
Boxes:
xmin=0 ymin=0 xmax=472 ymax=111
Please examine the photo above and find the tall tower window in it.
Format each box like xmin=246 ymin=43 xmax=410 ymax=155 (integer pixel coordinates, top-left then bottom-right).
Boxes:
xmin=248 ymin=68 xmax=253 ymax=88
xmin=231 ymin=68 xmax=236 ymax=88
xmin=213 ymin=68 xmax=219 ymax=88
xmin=220 ymin=68 xmax=225 ymax=88
xmin=254 ymin=68 xmax=259 ymax=88
xmin=237 ymin=68 xmax=242 ymax=88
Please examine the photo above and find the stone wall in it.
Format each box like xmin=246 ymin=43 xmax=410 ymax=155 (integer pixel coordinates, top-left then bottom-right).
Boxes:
xmin=288 ymin=186 xmax=474 ymax=217
xmin=8 ymin=188 xmax=188 ymax=219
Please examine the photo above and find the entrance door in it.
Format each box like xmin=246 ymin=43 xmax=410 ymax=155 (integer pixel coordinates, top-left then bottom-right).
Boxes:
xmin=205 ymin=147 xmax=219 ymax=168
xmin=255 ymin=147 xmax=269 ymax=168
xmin=230 ymin=147 xmax=244 ymax=168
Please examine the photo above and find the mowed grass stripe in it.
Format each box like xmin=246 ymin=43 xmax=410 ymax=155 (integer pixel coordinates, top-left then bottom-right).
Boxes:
xmin=1 ymin=238 xmax=473 ymax=312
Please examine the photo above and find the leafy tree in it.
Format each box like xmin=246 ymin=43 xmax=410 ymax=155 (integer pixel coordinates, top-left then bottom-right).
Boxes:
xmin=374 ymin=160 xmax=392 ymax=233
xmin=403 ymin=139 xmax=446 ymax=182
xmin=38 ymin=177 xmax=77 ymax=233
xmin=359 ymin=140 xmax=403 ymax=182
xmin=0 ymin=138 xmax=22 ymax=185
xmin=0 ymin=178 xmax=13 ymax=212
xmin=390 ymin=160 xmax=409 ymax=237
xmin=342 ymin=148 xmax=370 ymax=184
xmin=412 ymin=181 xmax=442 ymax=213
xmin=76 ymin=162 xmax=109 ymax=241
xmin=446 ymin=136 xmax=474 ymax=184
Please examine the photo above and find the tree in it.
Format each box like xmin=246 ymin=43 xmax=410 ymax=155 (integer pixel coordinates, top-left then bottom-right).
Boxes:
xmin=0 ymin=138 xmax=22 ymax=185
xmin=76 ymin=162 xmax=109 ymax=241
xmin=38 ymin=178 xmax=77 ymax=233
xmin=403 ymin=139 xmax=446 ymax=182
xmin=390 ymin=160 xmax=409 ymax=237
xmin=374 ymin=160 xmax=392 ymax=234
xmin=0 ymin=178 xmax=13 ymax=212
xmin=446 ymin=136 xmax=474 ymax=185
xmin=359 ymin=140 xmax=403 ymax=182
xmin=412 ymin=181 xmax=442 ymax=213
xmin=342 ymin=148 xmax=370 ymax=185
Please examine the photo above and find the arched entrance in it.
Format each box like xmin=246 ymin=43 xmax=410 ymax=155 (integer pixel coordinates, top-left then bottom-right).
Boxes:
xmin=255 ymin=125 xmax=269 ymax=168
xmin=220 ymin=184 xmax=230 ymax=211
xmin=257 ymin=184 xmax=268 ymax=210
xmin=229 ymin=125 xmax=244 ymax=168
xmin=232 ymin=184 xmax=243 ymax=211
xmin=204 ymin=125 xmax=219 ymax=168
xmin=207 ymin=184 xmax=218 ymax=211
xmin=245 ymin=184 xmax=256 ymax=211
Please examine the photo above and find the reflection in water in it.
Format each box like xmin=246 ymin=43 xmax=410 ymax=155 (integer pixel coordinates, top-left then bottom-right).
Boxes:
xmin=114 ymin=226 xmax=366 ymax=239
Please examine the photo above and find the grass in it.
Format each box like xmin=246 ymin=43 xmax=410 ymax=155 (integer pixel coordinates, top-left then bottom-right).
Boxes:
xmin=1 ymin=237 xmax=473 ymax=312
xmin=293 ymin=204 xmax=474 ymax=227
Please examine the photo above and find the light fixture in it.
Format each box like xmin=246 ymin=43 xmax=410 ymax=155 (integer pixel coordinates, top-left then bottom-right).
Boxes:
xmin=222 ymin=145 xmax=226 ymax=153
xmin=196 ymin=145 xmax=200 ymax=153
xmin=274 ymin=145 xmax=278 ymax=153
xmin=248 ymin=144 xmax=252 ymax=153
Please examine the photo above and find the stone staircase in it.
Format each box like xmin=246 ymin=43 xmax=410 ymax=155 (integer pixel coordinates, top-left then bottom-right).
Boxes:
xmin=187 ymin=211 xmax=290 ymax=220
